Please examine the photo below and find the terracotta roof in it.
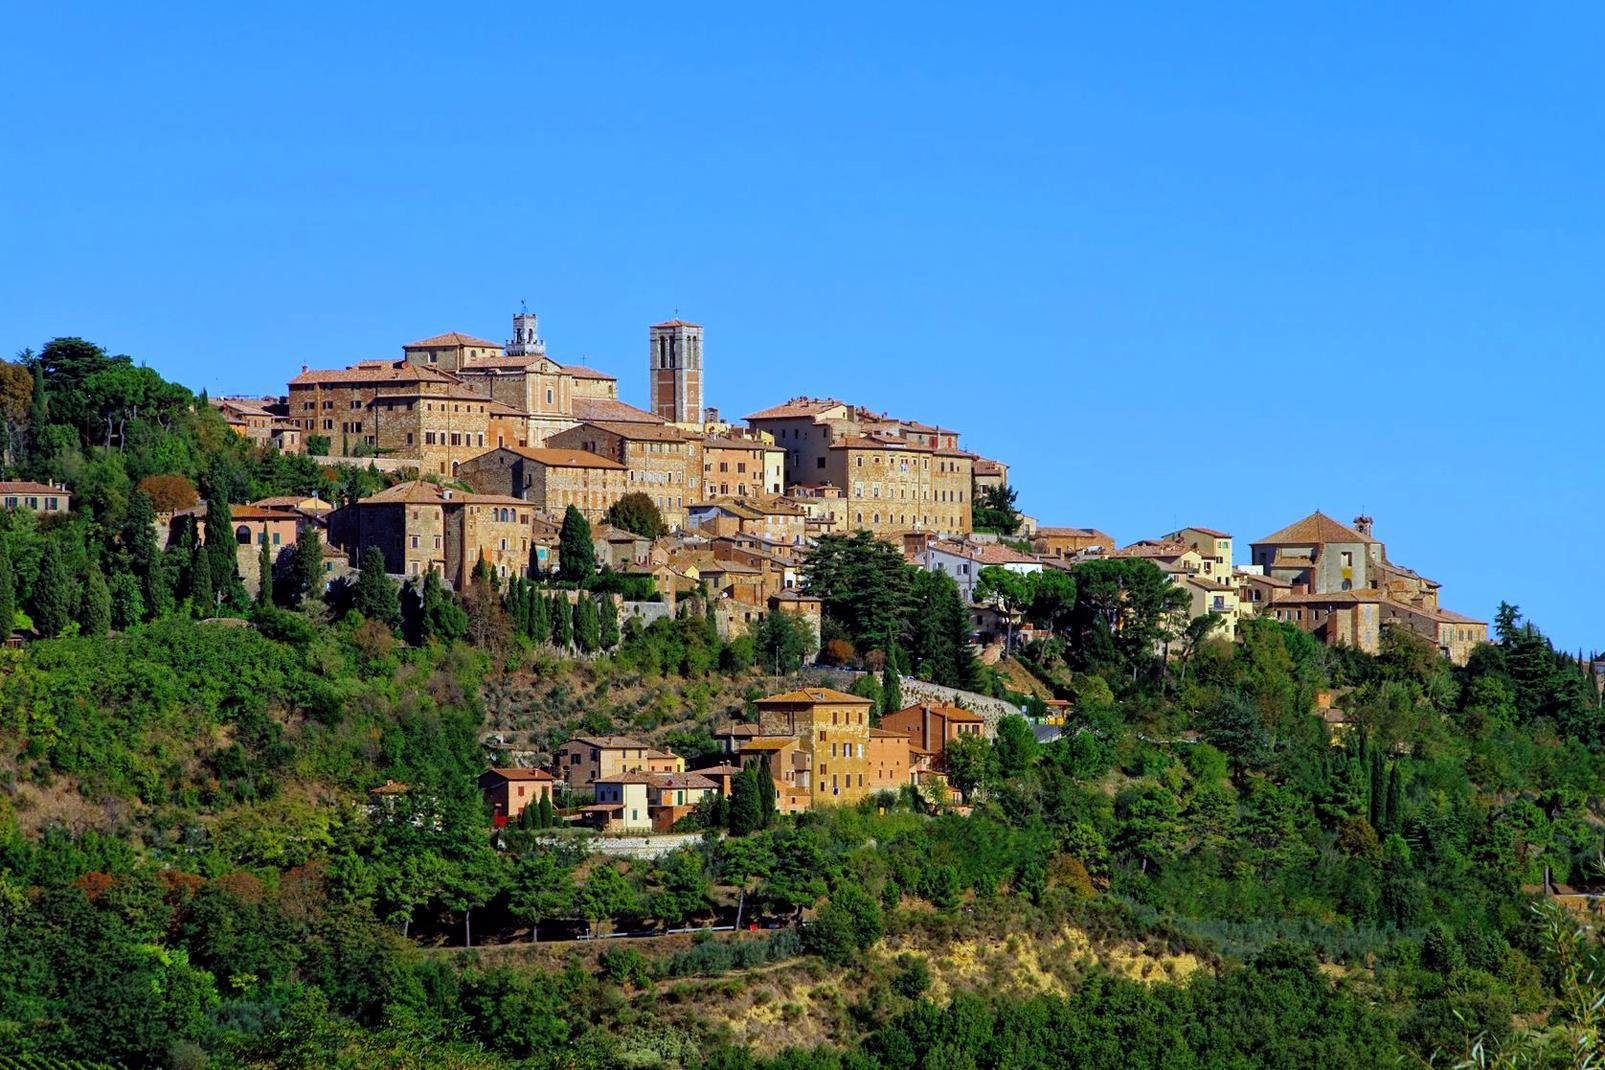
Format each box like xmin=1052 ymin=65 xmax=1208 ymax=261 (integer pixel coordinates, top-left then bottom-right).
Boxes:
xmin=925 ymin=539 xmax=1038 ymax=566
xmin=651 ymin=772 xmax=717 ymax=790
xmin=576 ymin=420 xmax=692 ymax=442
xmin=475 ymin=445 xmax=625 ymax=470
xmin=289 ymin=360 xmax=459 ymax=387
xmin=251 ymin=495 xmax=333 ymax=511
xmin=1236 ymin=569 xmax=1293 ymax=588
xmin=1255 ymin=511 xmax=1373 ymax=546
xmin=483 ymin=767 xmax=555 ymax=781
xmin=869 ymin=727 xmax=911 ymax=738
xmin=702 ymin=435 xmax=785 ymax=452
xmin=757 ymin=687 xmax=873 ymax=706
xmin=886 ymin=701 xmax=986 ymax=723
xmin=358 ymin=480 xmax=528 ymax=507
xmin=0 ymin=481 xmax=68 ymax=496
xmin=368 ymin=779 xmax=411 ymax=795
xmin=652 ymin=319 xmax=701 ymax=328
xmin=404 ymin=331 xmax=501 ymax=349
xmin=573 ymin=397 xmax=665 ymax=424
xmin=459 ymin=354 xmax=552 ymax=371
xmin=561 ymin=363 xmax=616 ymax=380
xmin=695 ymin=763 xmax=744 ymax=776
xmin=594 ymin=772 xmax=660 ymax=785
xmin=739 ymin=738 xmax=796 ymax=752
xmin=1175 ymin=525 xmax=1232 ymax=539
xmin=972 ymin=458 xmax=1007 ymax=476
xmin=566 ymin=734 xmax=650 ymax=750
xmin=744 ymin=397 xmax=849 ymax=421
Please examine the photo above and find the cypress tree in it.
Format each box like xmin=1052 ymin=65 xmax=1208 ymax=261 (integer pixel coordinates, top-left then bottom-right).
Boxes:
xmin=756 ymin=759 xmax=777 ymax=828
xmin=728 ymin=766 xmax=762 ymax=836
xmin=80 ymin=565 xmax=111 ymax=637
xmin=1368 ymin=747 xmax=1386 ymax=830
xmin=537 ymin=793 xmax=554 ymax=829
xmin=293 ymin=527 xmax=324 ymax=607
xmin=355 ymin=546 xmax=401 ymax=627
xmin=599 ymin=593 xmax=620 ymax=649
xmin=0 ymin=538 xmax=16 ymax=638
xmin=256 ymin=539 xmax=274 ymax=607
xmin=204 ymin=496 xmax=240 ymax=595
xmin=109 ymin=569 xmax=143 ymax=630
xmin=124 ymin=489 xmax=165 ymax=620
xmin=574 ymin=595 xmax=601 ymax=653
xmin=1384 ymin=763 xmax=1404 ymax=832
xmin=32 ymin=541 xmax=73 ymax=637
xmin=551 ymin=594 xmax=573 ymax=648
xmin=558 ymin=506 xmax=595 ymax=582
xmin=190 ymin=545 xmax=215 ymax=619
xmin=882 ymin=643 xmax=904 ymax=715
xmin=528 ymin=585 xmax=550 ymax=641
xmin=506 ymin=577 xmax=528 ymax=635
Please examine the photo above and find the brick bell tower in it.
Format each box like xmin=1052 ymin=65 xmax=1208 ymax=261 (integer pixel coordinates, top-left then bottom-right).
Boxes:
xmin=649 ymin=318 xmax=703 ymax=423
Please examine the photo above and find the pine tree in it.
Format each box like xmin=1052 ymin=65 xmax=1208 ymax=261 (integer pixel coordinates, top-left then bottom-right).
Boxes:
xmin=599 ymin=592 xmax=620 ymax=649
xmin=108 ymin=569 xmax=143 ymax=630
xmin=80 ymin=565 xmax=111 ymax=637
xmin=551 ymin=594 xmax=574 ymax=648
xmin=355 ymin=546 xmax=401 ymax=628
xmin=32 ymin=541 xmax=74 ymax=637
xmin=0 ymin=538 xmax=17 ymax=638
xmin=190 ymin=545 xmax=215 ymax=619
xmin=256 ymin=539 xmax=274 ymax=607
xmin=882 ymin=643 xmax=904 ymax=714
xmin=574 ymin=595 xmax=601 ymax=653
xmin=558 ymin=505 xmax=595 ymax=582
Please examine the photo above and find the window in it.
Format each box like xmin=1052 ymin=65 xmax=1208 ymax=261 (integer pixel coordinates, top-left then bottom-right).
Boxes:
xmin=1340 ymin=551 xmax=1353 ymax=567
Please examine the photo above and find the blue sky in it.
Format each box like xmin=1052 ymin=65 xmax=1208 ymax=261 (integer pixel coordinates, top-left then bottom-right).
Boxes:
xmin=3 ymin=5 xmax=1601 ymax=648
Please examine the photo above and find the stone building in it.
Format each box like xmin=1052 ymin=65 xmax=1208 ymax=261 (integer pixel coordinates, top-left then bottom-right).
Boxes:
xmin=822 ymin=435 xmax=972 ymax=539
xmin=743 ymin=397 xmax=976 ymax=538
xmin=1251 ymin=511 xmax=1487 ymax=664
xmin=702 ymin=436 xmax=785 ymax=497
xmin=287 ymin=360 xmax=529 ymax=474
xmin=325 ymin=480 xmax=535 ymax=587
xmin=546 ymin=421 xmax=703 ymax=530
xmin=971 ymin=457 xmax=1009 ymax=495
xmin=455 ymin=446 xmax=628 ymax=521
xmin=753 ymin=687 xmax=877 ymax=806
xmin=401 ymin=331 xmax=504 ymax=374
xmin=1031 ymin=526 xmax=1116 ymax=559
xmin=649 ymin=319 xmax=704 ymax=424
xmin=553 ymin=735 xmax=656 ymax=792
xmin=0 ymin=481 xmax=70 ymax=514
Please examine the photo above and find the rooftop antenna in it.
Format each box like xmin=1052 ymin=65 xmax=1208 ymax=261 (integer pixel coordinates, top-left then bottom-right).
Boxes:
xmin=520 ymin=298 xmax=528 ymax=314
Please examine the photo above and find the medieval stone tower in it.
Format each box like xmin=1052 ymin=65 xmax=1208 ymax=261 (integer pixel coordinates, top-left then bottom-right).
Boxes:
xmin=649 ymin=318 xmax=703 ymax=423
xmin=507 ymin=305 xmax=546 ymax=358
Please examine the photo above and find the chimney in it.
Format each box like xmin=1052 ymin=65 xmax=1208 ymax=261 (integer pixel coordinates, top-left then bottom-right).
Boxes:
xmin=1353 ymin=515 xmax=1373 ymax=537
xmin=301 ymin=364 xmax=308 ymax=373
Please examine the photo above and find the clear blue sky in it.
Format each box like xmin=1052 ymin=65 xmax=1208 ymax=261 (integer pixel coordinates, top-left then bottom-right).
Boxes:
xmin=3 ymin=5 xmax=1601 ymax=649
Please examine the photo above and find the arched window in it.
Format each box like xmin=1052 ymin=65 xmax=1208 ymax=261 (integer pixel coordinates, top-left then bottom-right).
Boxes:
xmin=235 ymin=525 xmax=252 ymax=545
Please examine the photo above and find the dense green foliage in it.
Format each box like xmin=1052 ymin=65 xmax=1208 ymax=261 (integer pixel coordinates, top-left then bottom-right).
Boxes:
xmin=5 ymin=336 xmax=1605 ymax=1068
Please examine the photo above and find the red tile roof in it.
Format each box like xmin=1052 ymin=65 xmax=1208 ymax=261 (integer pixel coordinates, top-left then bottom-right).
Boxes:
xmin=481 ymin=446 xmax=625 ymax=470
xmin=573 ymin=397 xmax=665 ymax=424
xmin=403 ymin=331 xmax=501 ymax=349
xmin=652 ymin=319 xmax=701 ymax=328
xmin=1255 ymin=511 xmax=1373 ymax=546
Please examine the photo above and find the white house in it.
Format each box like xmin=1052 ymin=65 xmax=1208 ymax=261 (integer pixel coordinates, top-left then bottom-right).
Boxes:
xmin=916 ymin=537 xmax=1042 ymax=603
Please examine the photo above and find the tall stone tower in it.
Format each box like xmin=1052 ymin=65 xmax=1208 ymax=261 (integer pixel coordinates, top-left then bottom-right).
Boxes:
xmin=507 ymin=305 xmax=546 ymax=359
xmin=649 ymin=319 xmax=703 ymax=424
